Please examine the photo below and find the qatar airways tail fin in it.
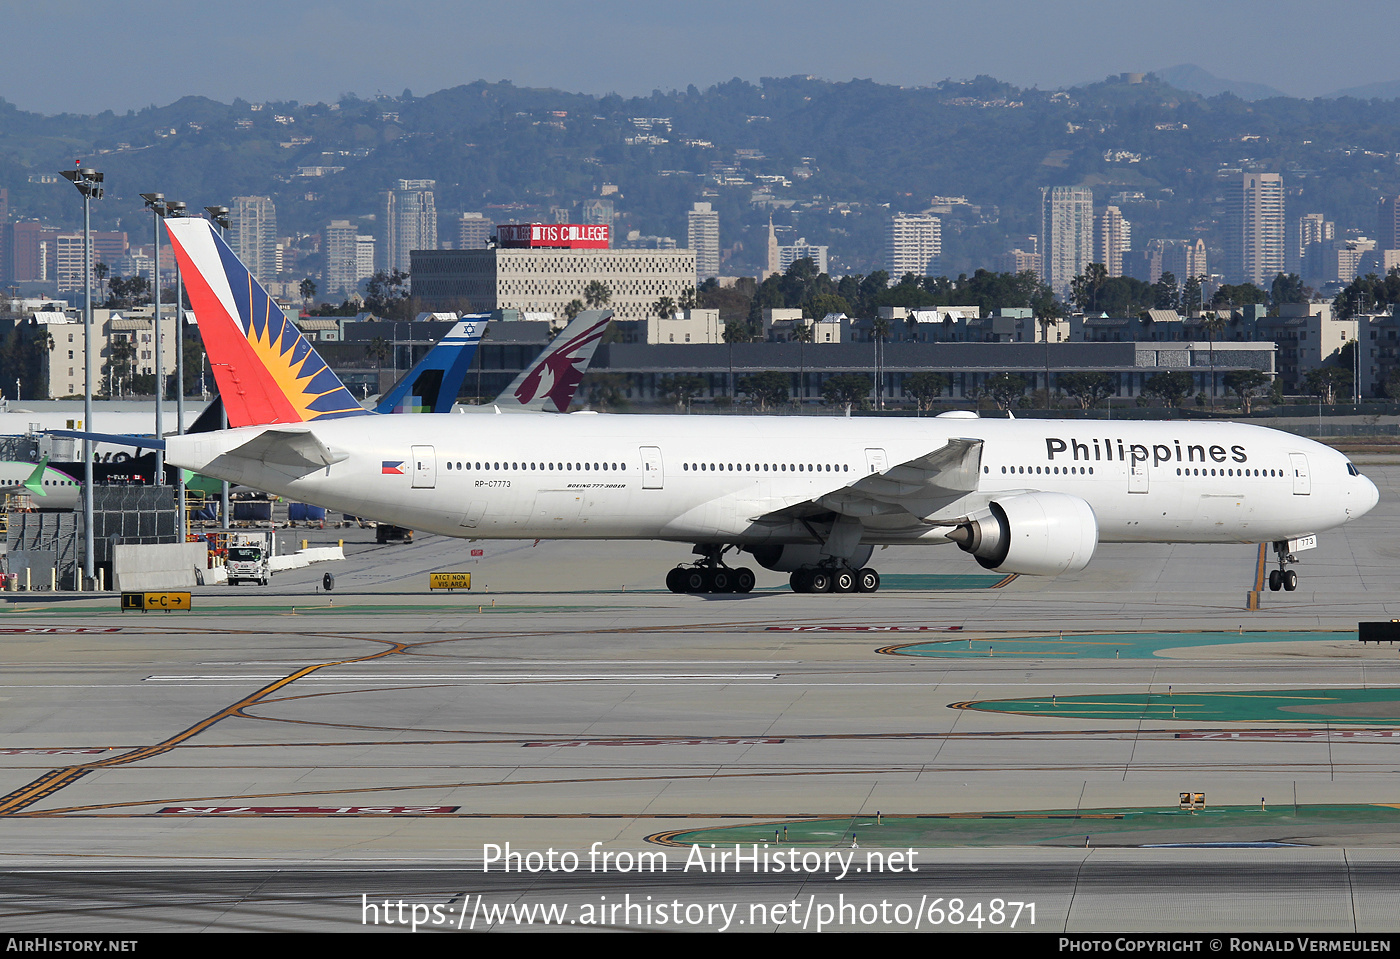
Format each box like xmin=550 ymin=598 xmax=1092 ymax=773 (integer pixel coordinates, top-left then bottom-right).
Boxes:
xmin=375 ymin=315 xmax=488 ymax=414
xmin=163 ymin=217 xmax=370 ymax=429
xmin=498 ymin=309 xmax=613 ymax=412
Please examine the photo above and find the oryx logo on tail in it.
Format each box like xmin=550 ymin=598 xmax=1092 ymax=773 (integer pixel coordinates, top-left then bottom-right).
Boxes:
xmin=508 ymin=309 xmax=613 ymax=412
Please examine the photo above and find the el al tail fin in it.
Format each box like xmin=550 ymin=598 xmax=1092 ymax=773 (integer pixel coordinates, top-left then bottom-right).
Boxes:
xmin=163 ymin=217 xmax=370 ymax=429
xmin=375 ymin=314 xmax=488 ymax=413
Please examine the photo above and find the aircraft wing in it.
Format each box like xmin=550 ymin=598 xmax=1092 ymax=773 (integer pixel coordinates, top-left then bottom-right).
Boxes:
xmin=754 ymin=438 xmax=986 ymax=523
xmin=498 ymin=309 xmax=613 ymax=412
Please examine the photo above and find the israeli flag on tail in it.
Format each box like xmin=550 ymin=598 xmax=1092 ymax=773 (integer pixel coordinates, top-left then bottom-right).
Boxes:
xmin=163 ymin=217 xmax=371 ymax=429
xmin=375 ymin=315 xmax=488 ymax=414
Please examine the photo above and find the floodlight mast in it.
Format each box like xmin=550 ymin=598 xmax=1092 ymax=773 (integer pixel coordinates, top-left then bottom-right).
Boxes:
xmin=61 ymin=167 xmax=103 ymax=589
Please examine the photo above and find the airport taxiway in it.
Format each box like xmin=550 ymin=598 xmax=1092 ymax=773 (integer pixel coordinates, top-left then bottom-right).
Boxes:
xmin=0 ymin=458 xmax=1397 ymax=931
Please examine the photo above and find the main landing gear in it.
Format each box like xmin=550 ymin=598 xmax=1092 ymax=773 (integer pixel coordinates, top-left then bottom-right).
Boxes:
xmin=666 ymin=545 xmax=756 ymax=594
xmin=1267 ymin=540 xmax=1299 ymax=592
xmin=788 ymin=565 xmax=881 ymax=594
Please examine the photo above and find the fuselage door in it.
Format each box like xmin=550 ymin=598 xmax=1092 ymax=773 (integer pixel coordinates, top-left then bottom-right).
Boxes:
xmin=1128 ymin=458 xmax=1149 ymax=493
xmin=1290 ymin=452 xmax=1311 ymax=495
xmin=640 ymin=446 xmax=664 ymax=489
xmin=864 ymin=448 xmax=888 ymax=475
xmin=411 ymin=445 xmax=436 ymax=489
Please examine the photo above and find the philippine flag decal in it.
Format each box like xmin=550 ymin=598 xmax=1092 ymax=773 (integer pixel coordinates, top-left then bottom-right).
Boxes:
xmin=381 ymin=461 xmax=405 ymax=475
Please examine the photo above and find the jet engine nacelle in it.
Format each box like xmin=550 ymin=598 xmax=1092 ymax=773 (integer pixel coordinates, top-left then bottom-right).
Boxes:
xmin=947 ymin=491 xmax=1097 ymax=576
xmin=748 ymin=543 xmax=874 ymax=572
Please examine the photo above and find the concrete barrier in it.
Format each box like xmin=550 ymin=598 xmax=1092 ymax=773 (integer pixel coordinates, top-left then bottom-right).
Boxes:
xmin=269 ymin=545 xmax=345 ymax=572
xmin=112 ymin=542 xmax=211 ymax=592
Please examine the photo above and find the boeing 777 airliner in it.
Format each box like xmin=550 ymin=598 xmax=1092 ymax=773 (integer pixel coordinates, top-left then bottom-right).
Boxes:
xmin=67 ymin=217 xmax=1380 ymax=596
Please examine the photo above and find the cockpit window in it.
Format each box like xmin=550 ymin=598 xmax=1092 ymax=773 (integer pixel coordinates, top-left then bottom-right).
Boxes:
xmin=1346 ymin=462 xmax=1360 ymax=477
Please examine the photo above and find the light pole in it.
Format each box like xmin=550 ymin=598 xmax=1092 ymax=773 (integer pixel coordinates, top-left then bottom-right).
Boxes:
xmin=61 ymin=166 xmax=103 ymax=589
xmin=164 ymin=200 xmax=188 ymax=539
xmin=140 ymin=193 xmax=168 ymax=485
xmin=204 ymin=206 xmax=232 ymax=529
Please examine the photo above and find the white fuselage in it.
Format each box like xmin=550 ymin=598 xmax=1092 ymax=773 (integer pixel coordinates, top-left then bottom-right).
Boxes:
xmin=0 ymin=462 xmax=82 ymax=510
xmin=163 ymin=414 xmax=1378 ymax=552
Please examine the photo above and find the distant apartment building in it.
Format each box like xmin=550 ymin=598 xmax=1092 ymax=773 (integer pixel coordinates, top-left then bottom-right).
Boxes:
xmin=1129 ymin=238 xmax=1210 ymax=285
xmin=1378 ymin=196 xmax=1400 ymax=258
xmin=230 ymin=196 xmax=279 ymax=284
xmin=994 ymin=248 xmax=1043 ymax=281
xmin=1040 ymin=186 xmax=1094 ymax=296
xmin=581 ymin=198 xmax=615 ymax=228
xmin=457 ymin=212 xmax=492 ymax=251
xmin=779 ymin=237 xmax=828 ymax=274
xmin=1096 ymin=206 xmax=1131 ymax=276
xmin=1323 ymin=236 xmax=1377 ymax=285
xmin=380 ymin=179 xmax=437 ymax=275
xmin=1295 ymin=213 xmax=1334 ymax=280
xmin=687 ymin=202 xmax=720 ymax=279
xmin=885 ymin=213 xmax=941 ymax=279
xmin=1225 ymin=173 xmax=1284 ymax=286
xmin=0 ymin=187 xmax=9 ymax=284
xmin=322 ymin=220 xmax=361 ymax=297
xmin=356 ymin=235 xmax=375 ymax=282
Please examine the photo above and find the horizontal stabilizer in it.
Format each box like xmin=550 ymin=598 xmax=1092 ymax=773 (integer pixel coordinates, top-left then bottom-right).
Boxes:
xmin=46 ymin=429 xmax=166 ymax=451
xmin=227 ymin=428 xmax=346 ymax=470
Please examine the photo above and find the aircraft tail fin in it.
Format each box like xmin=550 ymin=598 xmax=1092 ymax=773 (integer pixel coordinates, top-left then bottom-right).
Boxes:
xmin=163 ymin=217 xmax=371 ymax=429
xmin=23 ymin=456 xmax=48 ymax=497
xmin=375 ymin=315 xmax=488 ymax=414
xmin=498 ymin=309 xmax=612 ymax=412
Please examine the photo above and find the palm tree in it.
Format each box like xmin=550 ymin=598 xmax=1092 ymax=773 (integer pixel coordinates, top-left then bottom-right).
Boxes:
xmin=1034 ymin=304 xmax=1064 ymax=409
xmin=870 ymin=316 xmax=891 ymax=409
xmin=792 ymin=320 xmax=813 ymax=406
xmin=1200 ymin=311 xmax=1227 ymax=406
xmin=583 ymin=280 xmax=611 ymax=309
xmin=652 ymin=296 xmax=676 ymax=320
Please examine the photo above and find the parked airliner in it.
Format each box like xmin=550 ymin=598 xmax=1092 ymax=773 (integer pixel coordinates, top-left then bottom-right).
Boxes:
xmin=68 ymin=217 xmax=1381 ymax=595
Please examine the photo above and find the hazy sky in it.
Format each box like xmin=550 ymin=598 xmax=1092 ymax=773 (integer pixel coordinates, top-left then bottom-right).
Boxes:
xmin=4 ymin=0 xmax=1399 ymax=114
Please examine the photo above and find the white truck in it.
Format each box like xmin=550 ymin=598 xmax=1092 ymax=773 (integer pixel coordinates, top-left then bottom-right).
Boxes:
xmin=225 ymin=530 xmax=275 ymax=586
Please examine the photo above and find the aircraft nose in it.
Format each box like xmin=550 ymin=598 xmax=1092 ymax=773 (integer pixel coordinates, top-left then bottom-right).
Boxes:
xmin=1362 ymin=475 xmax=1380 ymax=515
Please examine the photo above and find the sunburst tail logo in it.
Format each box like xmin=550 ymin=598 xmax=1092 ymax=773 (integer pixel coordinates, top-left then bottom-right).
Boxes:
xmin=164 ymin=218 xmax=370 ymax=429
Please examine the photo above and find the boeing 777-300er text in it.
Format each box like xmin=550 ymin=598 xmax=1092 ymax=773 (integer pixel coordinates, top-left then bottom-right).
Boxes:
xmin=66 ymin=216 xmax=1379 ymax=595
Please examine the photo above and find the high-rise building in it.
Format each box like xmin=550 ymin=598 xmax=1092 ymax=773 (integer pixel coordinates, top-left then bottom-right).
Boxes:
xmin=1096 ymin=206 xmax=1131 ymax=277
xmin=356 ymin=235 xmax=376 ymax=284
xmin=886 ymin=213 xmax=941 ymax=280
xmin=230 ymin=196 xmax=278 ymax=283
xmin=687 ymin=202 xmax=720 ymax=280
xmin=993 ymin=248 xmax=1043 ymax=281
xmin=581 ymin=198 xmax=615 ymax=229
xmin=779 ymin=238 xmax=828 ymax=275
xmin=1161 ymin=238 xmax=1207 ymax=284
xmin=458 ymin=213 xmax=492 ymax=251
xmin=322 ymin=220 xmax=360 ymax=297
xmin=0 ymin=187 xmax=9 ymax=284
xmin=380 ymin=179 xmax=437 ymax=275
xmin=1040 ymin=186 xmax=1094 ymax=296
xmin=1225 ymin=173 xmax=1284 ymax=286
xmin=1295 ymin=212 xmax=1334 ymax=280
xmin=1378 ymin=195 xmax=1400 ymax=253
